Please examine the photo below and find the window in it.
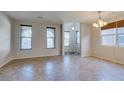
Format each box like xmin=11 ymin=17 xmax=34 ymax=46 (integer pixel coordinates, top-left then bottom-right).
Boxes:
xmin=76 ymin=31 xmax=80 ymax=44
xmin=20 ymin=25 xmax=32 ymax=50
xmin=47 ymin=27 xmax=56 ymax=48
xmin=100 ymin=20 xmax=124 ymax=47
xmin=117 ymin=27 xmax=124 ymax=47
xmin=101 ymin=28 xmax=116 ymax=46
xmin=64 ymin=31 xmax=70 ymax=46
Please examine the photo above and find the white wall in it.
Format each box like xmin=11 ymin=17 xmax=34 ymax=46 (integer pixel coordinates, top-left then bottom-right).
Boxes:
xmin=80 ymin=23 xmax=91 ymax=57
xmin=13 ymin=20 xmax=61 ymax=59
xmin=0 ymin=13 xmax=13 ymax=67
xmin=91 ymin=27 xmax=124 ymax=64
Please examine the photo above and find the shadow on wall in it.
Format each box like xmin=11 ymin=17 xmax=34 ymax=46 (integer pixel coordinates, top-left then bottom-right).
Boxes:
xmin=0 ymin=13 xmax=12 ymax=67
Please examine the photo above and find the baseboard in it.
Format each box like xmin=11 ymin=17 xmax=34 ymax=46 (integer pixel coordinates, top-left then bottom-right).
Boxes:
xmin=2 ymin=54 xmax=123 ymax=69
xmin=92 ymin=55 xmax=124 ymax=65
xmin=0 ymin=55 xmax=61 ymax=68
xmin=0 ymin=58 xmax=14 ymax=68
xmin=12 ymin=54 xmax=61 ymax=60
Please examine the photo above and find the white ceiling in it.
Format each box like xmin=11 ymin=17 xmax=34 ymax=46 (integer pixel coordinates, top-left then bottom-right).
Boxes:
xmin=2 ymin=11 xmax=124 ymax=24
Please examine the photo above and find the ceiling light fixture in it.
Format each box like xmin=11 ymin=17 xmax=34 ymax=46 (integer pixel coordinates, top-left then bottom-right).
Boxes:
xmin=72 ymin=23 xmax=75 ymax=30
xmin=72 ymin=26 xmax=75 ymax=30
xmin=93 ymin=11 xmax=107 ymax=28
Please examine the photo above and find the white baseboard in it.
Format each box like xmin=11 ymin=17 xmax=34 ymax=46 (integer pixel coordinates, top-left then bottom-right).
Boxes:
xmin=92 ymin=55 xmax=124 ymax=65
xmin=1 ymin=54 xmax=124 ymax=69
xmin=0 ymin=54 xmax=61 ymax=68
xmin=12 ymin=54 xmax=61 ymax=60
xmin=0 ymin=58 xmax=14 ymax=68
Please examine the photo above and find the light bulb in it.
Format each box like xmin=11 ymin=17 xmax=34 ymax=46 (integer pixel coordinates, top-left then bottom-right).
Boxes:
xmin=103 ymin=22 xmax=107 ymax=25
xmin=93 ymin=23 xmax=99 ymax=27
xmin=72 ymin=26 xmax=75 ymax=30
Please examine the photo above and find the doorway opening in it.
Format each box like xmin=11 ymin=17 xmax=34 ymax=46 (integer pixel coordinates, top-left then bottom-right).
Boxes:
xmin=63 ymin=22 xmax=81 ymax=56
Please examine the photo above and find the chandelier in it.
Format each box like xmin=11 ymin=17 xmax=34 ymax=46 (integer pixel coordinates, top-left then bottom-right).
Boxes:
xmin=93 ymin=11 xmax=107 ymax=28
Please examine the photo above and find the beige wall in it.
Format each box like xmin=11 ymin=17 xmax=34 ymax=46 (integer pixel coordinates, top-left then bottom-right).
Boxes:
xmin=91 ymin=27 xmax=124 ymax=64
xmin=80 ymin=23 xmax=91 ymax=57
xmin=0 ymin=13 xmax=13 ymax=67
xmin=13 ymin=20 xmax=61 ymax=59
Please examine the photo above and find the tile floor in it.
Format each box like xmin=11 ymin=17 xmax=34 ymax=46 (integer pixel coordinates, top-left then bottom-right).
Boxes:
xmin=0 ymin=56 xmax=124 ymax=81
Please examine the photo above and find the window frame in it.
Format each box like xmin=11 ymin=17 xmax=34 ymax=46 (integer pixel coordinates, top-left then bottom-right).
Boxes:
xmin=20 ymin=24 xmax=32 ymax=50
xmin=100 ymin=28 xmax=116 ymax=47
xmin=46 ymin=27 xmax=56 ymax=49
xmin=117 ymin=27 xmax=124 ymax=47
xmin=76 ymin=31 xmax=80 ymax=44
xmin=64 ymin=31 xmax=70 ymax=47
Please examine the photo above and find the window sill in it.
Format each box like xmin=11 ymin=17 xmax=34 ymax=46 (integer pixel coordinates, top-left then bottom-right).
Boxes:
xmin=20 ymin=49 xmax=32 ymax=51
xmin=47 ymin=48 xmax=56 ymax=49
xmin=100 ymin=45 xmax=116 ymax=47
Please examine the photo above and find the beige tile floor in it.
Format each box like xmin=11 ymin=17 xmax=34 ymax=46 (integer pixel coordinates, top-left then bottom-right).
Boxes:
xmin=0 ymin=55 xmax=124 ymax=81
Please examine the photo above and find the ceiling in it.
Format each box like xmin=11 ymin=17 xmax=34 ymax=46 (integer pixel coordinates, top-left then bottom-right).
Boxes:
xmin=2 ymin=11 xmax=124 ymax=24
